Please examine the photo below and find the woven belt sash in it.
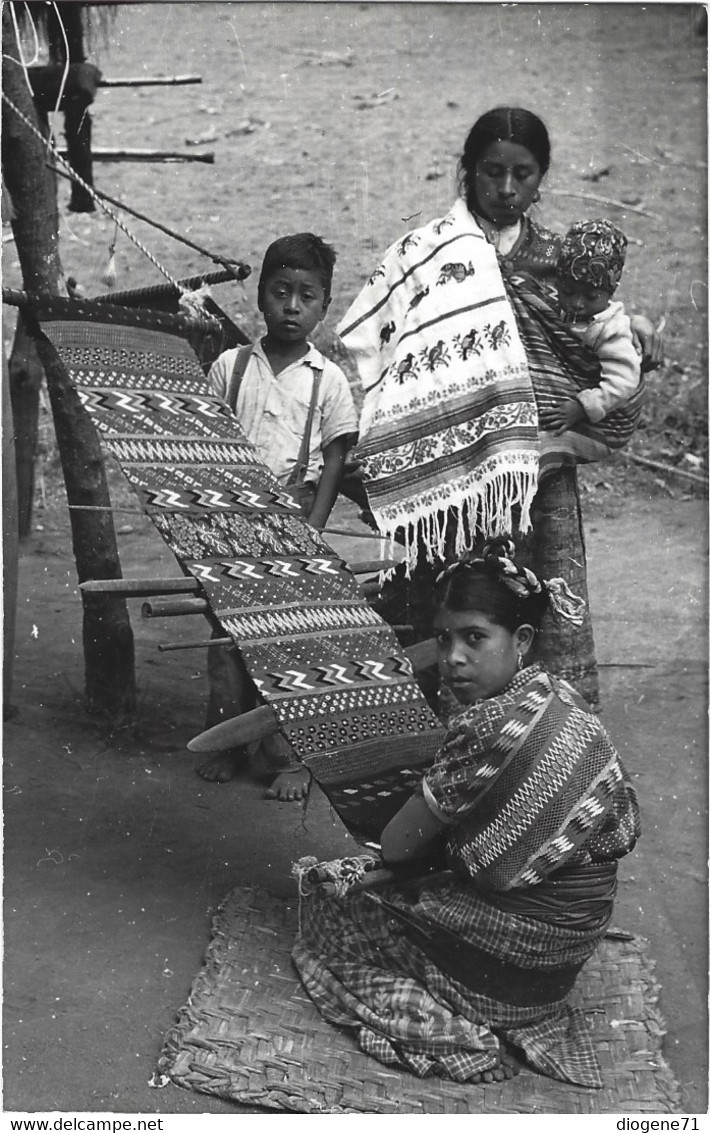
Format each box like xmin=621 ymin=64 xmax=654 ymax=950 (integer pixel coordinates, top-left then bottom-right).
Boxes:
xmin=30 ymin=295 xmax=445 ymax=841
xmin=367 ymin=890 xmax=586 ymax=1007
xmin=482 ymin=860 xmax=618 ymax=932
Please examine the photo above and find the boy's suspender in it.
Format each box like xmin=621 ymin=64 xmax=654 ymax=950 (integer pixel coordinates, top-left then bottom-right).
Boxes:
xmin=287 ymin=371 xmax=322 ymax=487
xmin=225 ymin=344 xmax=254 ymax=412
xmin=226 ymin=346 xmax=322 ymax=487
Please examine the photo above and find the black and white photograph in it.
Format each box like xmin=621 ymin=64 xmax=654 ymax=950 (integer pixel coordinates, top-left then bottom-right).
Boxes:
xmin=2 ymin=0 xmax=707 ymax=1121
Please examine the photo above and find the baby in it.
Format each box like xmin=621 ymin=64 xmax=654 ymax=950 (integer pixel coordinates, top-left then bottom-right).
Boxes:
xmin=539 ymin=218 xmax=641 ymax=435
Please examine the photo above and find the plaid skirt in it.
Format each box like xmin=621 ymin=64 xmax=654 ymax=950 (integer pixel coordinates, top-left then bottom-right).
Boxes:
xmin=292 ymin=872 xmax=610 ymax=1088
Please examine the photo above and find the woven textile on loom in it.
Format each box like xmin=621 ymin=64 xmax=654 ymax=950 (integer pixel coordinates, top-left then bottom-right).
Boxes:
xmin=31 ymin=296 xmax=444 ymax=840
xmin=338 ymin=198 xmax=644 ymax=567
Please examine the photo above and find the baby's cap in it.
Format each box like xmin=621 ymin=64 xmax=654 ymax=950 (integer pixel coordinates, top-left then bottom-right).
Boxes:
xmin=557 ymin=218 xmax=628 ymax=293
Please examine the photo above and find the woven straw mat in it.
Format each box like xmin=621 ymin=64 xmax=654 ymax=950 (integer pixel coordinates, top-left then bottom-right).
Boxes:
xmin=158 ymin=885 xmax=682 ymax=1114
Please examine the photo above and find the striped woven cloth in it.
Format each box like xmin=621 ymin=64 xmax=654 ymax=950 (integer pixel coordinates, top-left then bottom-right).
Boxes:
xmin=31 ymin=296 xmax=445 ymax=841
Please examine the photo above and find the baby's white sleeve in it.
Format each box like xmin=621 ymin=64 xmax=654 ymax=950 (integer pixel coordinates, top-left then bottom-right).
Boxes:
xmin=577 ymin=311 xmax=641 ymax=423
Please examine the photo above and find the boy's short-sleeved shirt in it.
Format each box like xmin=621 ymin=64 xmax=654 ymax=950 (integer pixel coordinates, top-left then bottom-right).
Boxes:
xmin=208 ymin=339 xmax=358 ymax=485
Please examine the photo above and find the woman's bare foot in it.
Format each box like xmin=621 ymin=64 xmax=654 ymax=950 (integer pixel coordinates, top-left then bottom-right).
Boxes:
xmin=196 ymin=750 xmax=243 ymax=783
xmin=471 ymin=1048 xmax=521 ymax=1084
xmin=264 ymin=767 xmax=312 ymax=801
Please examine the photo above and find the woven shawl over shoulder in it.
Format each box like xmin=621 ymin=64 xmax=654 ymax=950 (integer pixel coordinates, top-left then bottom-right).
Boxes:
xmin=427 ymin=667 xmax=640 ymax=891
xmin=338 ymin=200 xmax=644 ymax=568
xmin=337 ymin=199 xmax=539 ymax=567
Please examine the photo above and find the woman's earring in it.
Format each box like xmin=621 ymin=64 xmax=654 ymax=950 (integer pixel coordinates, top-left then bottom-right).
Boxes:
xmin=532 ymin=190 xmax=541 ymax=204
xmin=516 ymin=652 xmax=524 ymax=671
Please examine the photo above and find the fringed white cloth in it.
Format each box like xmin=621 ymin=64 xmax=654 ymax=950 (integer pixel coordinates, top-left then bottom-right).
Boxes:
xmin=337 ymin=199 xmax=539 ymax=570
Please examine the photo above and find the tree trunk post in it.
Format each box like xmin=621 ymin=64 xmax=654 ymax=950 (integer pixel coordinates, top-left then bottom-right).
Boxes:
xmin=2 ymin=3 xmax=136 ymax=726
xmin=3 ymin=351 xmax=19 ymax=713
xmin=8 ymin=313 xmax=42 ymax=537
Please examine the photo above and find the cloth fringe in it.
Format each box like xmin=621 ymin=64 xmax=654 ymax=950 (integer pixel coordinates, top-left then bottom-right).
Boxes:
xmin=374 ymin=461 xmax=539 ymax=575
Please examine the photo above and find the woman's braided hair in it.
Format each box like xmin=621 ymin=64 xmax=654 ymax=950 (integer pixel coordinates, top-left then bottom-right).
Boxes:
xmin=434 ymin=537 xmax=586 ymax=631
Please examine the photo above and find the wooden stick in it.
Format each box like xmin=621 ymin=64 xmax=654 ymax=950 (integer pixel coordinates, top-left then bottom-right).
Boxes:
xmin=81 ymin=577 xmax=200 ymax=598
xmin=361 ymin=580 xmax=381 ymax=598
xmin=621 ymin=451 xmax=707 ymax=486
xmin=545 ymin=187 xmax=661 ymax=221
xmin=318 ymin=526 xmax=388 ymax=541
xmin=404 ymin=637 xmax=437 ymax=671
xmin=159 ymin=637 xmax=232 ymax=652
xmin=141 ymin=596 xmax=209 ymax=618
xmin=98 ymin=75 xmax=203 ymax=89
xmin=159 ymin=625 xmax=415 ymax=652
xmin=348 ymin=559 xmax=399 ymax=574
xmin=57 ymin=148 xmax=215 ymax=165
xmin=67 ymin=504 xmax=146 ymax=515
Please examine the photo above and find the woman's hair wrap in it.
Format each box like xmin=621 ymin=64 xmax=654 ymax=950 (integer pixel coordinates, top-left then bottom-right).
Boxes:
xmin=434 ymin=538 xmax=586 ymax=630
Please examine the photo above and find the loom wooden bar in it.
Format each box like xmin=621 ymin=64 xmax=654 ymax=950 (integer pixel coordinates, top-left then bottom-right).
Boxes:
xmin=318 ymin=527 xmax=388 ymax=541
xmin=98 ymin=75 xmax=203 ymax=88
xmin=347 ymin=559 xmax=398 ymax=574
xmin=141 ymin=597 xmax=210 ymax=618
xmin=81 ymin=577 xmax=200 ymax=598
xmin=158 ymin=637 xmax=232 ymax=652
xmin=57 ymin=148 xmax=215 ymax=164
xmin=405 ymin=637 xmax=437 ymax=670
xmin=158 ymin=625 xmax=412 ymax=653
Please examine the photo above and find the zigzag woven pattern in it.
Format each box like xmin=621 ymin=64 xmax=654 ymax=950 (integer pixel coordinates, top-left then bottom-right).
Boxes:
xmin=35 ymin=297 xmax=444 ymax=839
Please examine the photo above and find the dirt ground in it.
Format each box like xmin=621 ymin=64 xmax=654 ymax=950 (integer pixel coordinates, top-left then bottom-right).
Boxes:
xmin=2 ymin=1 xmax=708 ymax=1118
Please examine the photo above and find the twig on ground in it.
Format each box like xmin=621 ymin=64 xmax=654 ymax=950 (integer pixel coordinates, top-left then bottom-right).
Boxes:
xmin=622 ymin=452 xmax=707 ymax=485
xmin=545 ymin=187 xmax=661 ymax=220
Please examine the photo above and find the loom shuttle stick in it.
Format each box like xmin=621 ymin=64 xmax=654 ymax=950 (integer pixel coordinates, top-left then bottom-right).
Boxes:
xmin=186 ymin=638 xmax=438 ymax=752
xmin=141 ymin=597 xmax=210 ymax=618
xmin=81 ymin=577 xmax=201 ymax=598
xmin=187 ymin=705 xmax=280 ymax=751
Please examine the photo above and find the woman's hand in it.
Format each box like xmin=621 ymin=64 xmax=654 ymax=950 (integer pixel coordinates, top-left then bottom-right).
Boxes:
xmin=630 ymin=314 xmax=664 ymax=373
xmin=538 ymin=398 xmax=586 ymax=436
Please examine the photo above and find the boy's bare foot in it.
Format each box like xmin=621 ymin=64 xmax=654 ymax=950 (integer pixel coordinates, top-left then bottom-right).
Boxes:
xmin=196 ymin=750 xmax=243 ymax=783
xmin=264 ymin=767 xmax=312 ymax=801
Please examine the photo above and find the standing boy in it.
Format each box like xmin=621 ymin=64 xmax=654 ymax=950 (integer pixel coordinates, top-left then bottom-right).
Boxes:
xmin=200 ymin=233 xmax=359 ymax=798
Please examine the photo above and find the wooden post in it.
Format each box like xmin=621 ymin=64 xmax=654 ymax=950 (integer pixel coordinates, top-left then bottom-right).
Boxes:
xmin=3 ymin=351 xmax=19 ymax=712
xmin=3 ymin=6 xmax=136 ymax=726
xmin=8 ymin=314 xmax=42 ymax=538
xmin=46 ymin=2 xmax=96 ymax=213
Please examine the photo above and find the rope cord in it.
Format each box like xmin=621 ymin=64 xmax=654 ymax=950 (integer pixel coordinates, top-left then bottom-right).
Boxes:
xmin=2 ymin=87 xmax=182 ymax=289
xmin=49 ymin=162 xmax=249 ymax=280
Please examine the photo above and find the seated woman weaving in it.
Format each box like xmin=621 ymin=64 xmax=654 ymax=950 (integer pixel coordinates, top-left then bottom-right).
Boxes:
xmin=292 ymin=540 xmax=640 ymax=1088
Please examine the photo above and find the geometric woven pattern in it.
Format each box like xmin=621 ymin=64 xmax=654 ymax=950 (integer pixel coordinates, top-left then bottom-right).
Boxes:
xmin=158 ymin=886 xmax=683 ymax=1115
xmin=34 ymin=297 xmax=444 ymax=840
